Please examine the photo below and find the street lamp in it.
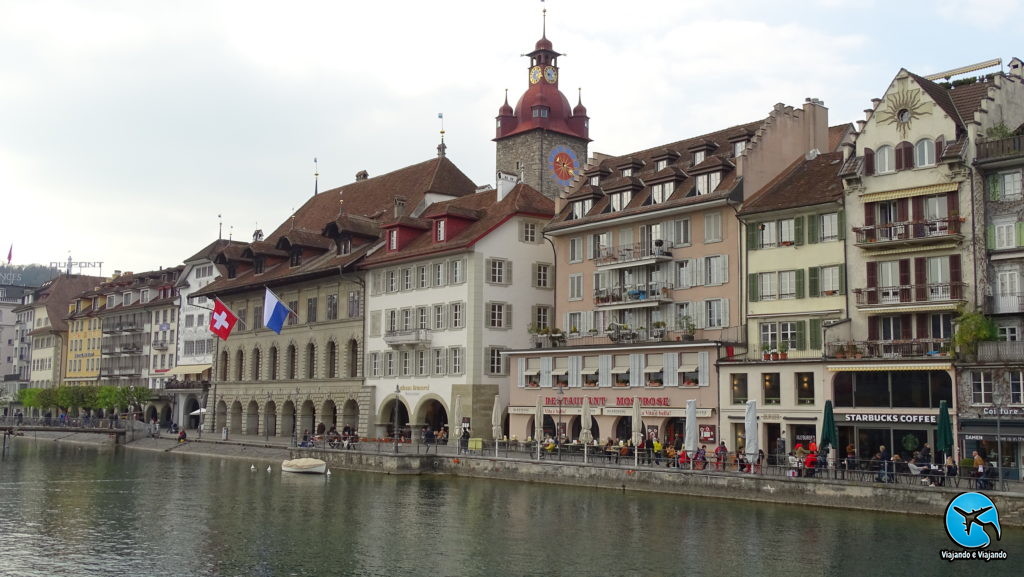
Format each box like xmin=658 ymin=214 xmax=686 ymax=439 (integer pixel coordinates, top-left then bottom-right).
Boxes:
xmin=994 ymin=387 xmax=1004 ymax=491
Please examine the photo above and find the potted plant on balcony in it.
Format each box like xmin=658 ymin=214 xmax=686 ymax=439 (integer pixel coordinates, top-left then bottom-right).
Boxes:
xmin=588 ymin=328 xmax=599 ymax=336
xmin=652 ymin=321 xmax=667 ymax=340
xmin=550 ymin=327 xmax=565 ymax=347
xmin=778 ymin=342 xmax=789 ymax=360
xmin=679 ymin=316 xmax=696 ymax=341
xmin=614 ymin=379 xmax=630 ymax=387
xmin=569 ymin=326 xmax=580 ymax=337
xmin=647 ymin=378 xmax=663 ymax=387
xmin=847 ymin=342 xmax=863 ymax=359
xmin=762 ymin=343 xmax=772 ymax=361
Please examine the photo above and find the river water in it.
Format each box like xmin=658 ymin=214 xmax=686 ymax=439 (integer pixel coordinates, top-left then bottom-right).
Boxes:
xmin=0 ymin=440 xmax=1020 ymax=577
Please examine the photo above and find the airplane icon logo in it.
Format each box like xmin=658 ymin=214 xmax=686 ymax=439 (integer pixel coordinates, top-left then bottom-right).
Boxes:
xmin=945 ymin=493 xmax=1002 ymax=549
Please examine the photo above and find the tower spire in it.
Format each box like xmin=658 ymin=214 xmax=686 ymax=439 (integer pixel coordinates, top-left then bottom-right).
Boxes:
xmin=313 ymin=157 xmax=319 ymax=196
xmin=437 ymin=112 xmax=447 ymax=158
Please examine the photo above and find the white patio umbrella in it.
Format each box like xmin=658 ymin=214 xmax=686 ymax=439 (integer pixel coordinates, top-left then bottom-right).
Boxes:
xmin=685 ymin=399 xmax=698 ymax=454
xmin=579 ymin=397 xmax=594 ymax=444
xmin=450 ymin=394 xmax=462 ymax=439
xmin=189 ymin=408 xmax=207 ymax=416
xmin=534 ymin=395 xmax=544 ymax=460
xmin=631 ymin=397 xmax=643 ymax=445
xmin=745 ymin=400 xmax=759 ymax=472
xmin=491 ymin=394 xmax=503 ymax=441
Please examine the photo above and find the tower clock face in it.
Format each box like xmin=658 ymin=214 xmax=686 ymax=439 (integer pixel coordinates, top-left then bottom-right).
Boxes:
xmin=529 ymin=66 xmax=542 ymax=85
xmin=548 ymin=145 xmax=578 ymax=186
xmin=544 ymin=65 xmax=557 ymax=84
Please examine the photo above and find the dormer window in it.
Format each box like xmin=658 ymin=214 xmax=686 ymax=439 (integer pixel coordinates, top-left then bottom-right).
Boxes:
xmin=123 ymin=292 xmax=133 ymax=306
xmin=694 ymin=172 xmax=721 ymax=196
xmin=655 ymin=160 xmax=668 ymax=171
xmin=435 ymin=220 xmax=446 ymax=242
xmin=589 ymin=175 xmax=600 ymax=186
xmin=571 ymin=199 xmax=593 ymax=220
xmin=692 ymin=150 xmax=705 ymax=164
xmin=609 ymin=191 xmax=632 ymax=212
xmin=621 ymin=168 xmax=633 ymax=177
xmin=227 ymin=264 xmax=237 ymax=279
xmin=290 ymin=248 xmax=302 ymax=267
xmin=254 ymin=257 xmax=265 ymax=274
xmin=140 ymin=289 xmax=149 ymax=303
xmin=531 ymin=106 xmax=550 ymax=118
xmin=733 ymin=141 xmax=747 ymax=157
xmin=337 ymin=238 xmax=351 ymax=255
xmin=388 ymin=229 xmax=398 ymax=251
xmin=650 ymin=183 xmax=672 ymax=205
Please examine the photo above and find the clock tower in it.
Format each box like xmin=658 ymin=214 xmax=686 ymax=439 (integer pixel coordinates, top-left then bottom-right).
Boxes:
xmin=495 ymin=24 xmax=590 ymax=199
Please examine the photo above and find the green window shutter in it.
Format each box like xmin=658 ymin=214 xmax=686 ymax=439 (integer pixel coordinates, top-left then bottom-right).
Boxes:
xmin=748 ymin=273 xmax=759 ymax=302
xmin=836 ymin=211 xmax=846 ymax=241
xmin=795 ymin=268 xmax=805 ymax=299
xmin=795 ymin=320 xmax=807 ymax=350
xmin=808 ymin=266 xmax=820 ymax=297
xmin=809 ymin=318 xmax=822 ymax=350
xmin=1017 ymin=221 xmax=1024 ymax=247
xmin=987 ymin=225 xmax=996 ymax=250
xmin=807 ymin=214 xmax=819 ymax=244
xmin=838 ymin=265 xmax=847 ymax=295
xmin=988 ymin=174 xmax=1001 ymax=201
xmin=794 ymin=216 xmax=805 ymax=245
xmin=746 ymin=223 xmax=758 ymax=250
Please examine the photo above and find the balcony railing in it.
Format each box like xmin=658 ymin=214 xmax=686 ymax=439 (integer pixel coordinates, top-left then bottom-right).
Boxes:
xmin=988 ymin=292 xmax=1024 ymax=314
xmin=594 ymin=282 xmax=675 ymax=306
xmin=853 ymin=217 xmax=962 ymax=246
xmin=383 ymin=329 xmax=431 ymax=347
xmin=978 ymin=341 xmax=1024 ymax=363
xmin=825 ymin=339 xmax=951 ymax=359
xmin=854 ymin=282 xmax=966 ymax=306
xmin=594 ymin=241 xmax=673 ymax=267
xmin=976 ymin=134 xmax=1024 ymax=162
xmin=151 ymin=340 xmax=169 ymax=351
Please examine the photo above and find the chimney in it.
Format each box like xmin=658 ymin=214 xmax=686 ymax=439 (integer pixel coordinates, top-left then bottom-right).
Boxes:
xmin=496 ymin=171 xmax=518 ymax=202
xmin=393 ymin=196 xmax=406 ymax=219
xmin=802 ymin=97 xmax=828 ymax=155
xmin=355 ymin=170 xmax=369 ymax=181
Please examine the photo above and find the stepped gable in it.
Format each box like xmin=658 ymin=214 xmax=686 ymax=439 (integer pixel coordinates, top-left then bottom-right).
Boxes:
xmin=198 ymin=157 xmax=477 ymax=296
xmin=361 ymin=183 xmax=554 ymax=267
xmin=739 ymin=151 xmax=844 ymax=216
xmin=907 ymin=71 xmax=996 ymax=131
xmin=94 ymin=267 xmax=184 ymax=316
xmin=547 ymin=119 xmax=764 ymax=231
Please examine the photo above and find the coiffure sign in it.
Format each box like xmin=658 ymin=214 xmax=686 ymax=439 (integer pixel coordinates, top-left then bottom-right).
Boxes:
xmin=842 ymin=413 xmax=937 ymax=424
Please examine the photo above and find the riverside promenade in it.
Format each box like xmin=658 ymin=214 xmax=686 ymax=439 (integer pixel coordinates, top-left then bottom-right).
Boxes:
xmin=11 ymin=427 xmax=1024 ymax=527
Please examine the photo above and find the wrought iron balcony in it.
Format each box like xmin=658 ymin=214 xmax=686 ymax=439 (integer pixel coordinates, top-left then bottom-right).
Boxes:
xmin=976 ymin=134 xmax=1024 ymax=163
xmin=978 ymin=341 xmax=1024 ymax=363
xmin=594 ymin=282 xmax=675 ymax=307
xmin=853 ymin=217 xmax=963 ymax=247
xmin=383 ymin=329 xmax=431 ymax=347
xmin=151 ymin=340 xmax=169 ymax=351
xmin=594 ymin=240 xmax=673 ymax=268
xmin=825 ymin=339 xmax=951 ymax=360
xmin=854 ymin=282 xmax=966 ymax=307
xmin=987 ymin=292 xmax=1024 ymax=314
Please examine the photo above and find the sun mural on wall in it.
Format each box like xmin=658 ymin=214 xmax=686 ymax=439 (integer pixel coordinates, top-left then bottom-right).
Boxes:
xmin=876 ymin=88 xmax=931 ymax=139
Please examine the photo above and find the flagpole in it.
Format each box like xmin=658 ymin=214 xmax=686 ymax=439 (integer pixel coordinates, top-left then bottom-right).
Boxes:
xmin=214 ymin=297 xmax=247 ymax=329
xmin=264 ymin=286 xmax=298 ymax=319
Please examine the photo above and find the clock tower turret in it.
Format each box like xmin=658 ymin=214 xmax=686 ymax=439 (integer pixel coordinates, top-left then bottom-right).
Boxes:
xmin=495 ymin=15 xmax=590 ymax=199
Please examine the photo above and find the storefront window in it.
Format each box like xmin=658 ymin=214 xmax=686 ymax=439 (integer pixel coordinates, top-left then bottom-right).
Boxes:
xmin=796 ymin=372 xmax=814 ymax=405
xmin=892 ymin=371 xmax=929 ymax=407
xmin=731 ymin=374 xmax=748 ymax=404
xmin=792 ymin=424 xmax=816 ymax=448
xmin=834 ymin=373 xmax=853 ymax=406
xmin=762 ymin=373 xmax=780 ymax=405
xmin=854 ymin=372 xmax=889 ymax=407
xmin=834 ymin=371 xmax=952 ymax=408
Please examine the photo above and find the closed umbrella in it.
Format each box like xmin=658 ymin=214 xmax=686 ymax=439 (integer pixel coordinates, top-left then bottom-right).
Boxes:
xmin=491 ymin=394 xmax=503 ymax=441
xmin=631 ymin=397 xmax=643 ymax=445
xmin=534 ymin=395 xmax=544 ymax=460
xmin=744 ymin=400 xmax=758 ymax=469
xmin=820 ymin=400 xmax=839 ymax=453
xmin=935 ymin=400 xmax=954 ymax=462
xmin=451 ymin=394 xmax=462 ymax=441
xmin=685 ymin=399 xmax=698 ymax=454
xmin=579 ymin=397 xmax=594 ymax=444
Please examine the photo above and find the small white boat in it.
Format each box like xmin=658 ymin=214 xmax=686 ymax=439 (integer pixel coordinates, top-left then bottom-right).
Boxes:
xmin=281 ymin=458 xmax=327 ymax=474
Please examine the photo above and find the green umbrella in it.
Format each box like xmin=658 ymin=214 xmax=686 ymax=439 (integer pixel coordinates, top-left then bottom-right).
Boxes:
xmin=935 ymin=400 xmax=954 ymax=458
xmin=820 ymin=400 xmax=839 ymax=452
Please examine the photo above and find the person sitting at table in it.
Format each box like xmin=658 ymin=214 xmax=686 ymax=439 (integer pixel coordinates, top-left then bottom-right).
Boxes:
xmin=787 ymin=451 xmax=801 ymax=477
xmin=694 ymin=445 xmax=708 ymax=470
xmin=803 ymin=451 xmax=818 ymax=477
xmin=664 ymin=445 xmax=677 ymax=467
xmin=678 ymin=448 xmax=691 ymax=469
xmin=736 ymin=449 xmax=750 ymax=473
xmin=544 ymin=436 xmax=557 ymax=453
xmin=941 ymin=455 xmax=958 ymax=487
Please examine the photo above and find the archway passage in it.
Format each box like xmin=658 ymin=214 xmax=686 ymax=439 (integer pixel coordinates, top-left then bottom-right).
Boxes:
xmin=321 ymin=400 xmax=338 ymax=432
xmin=299 ymin=400 xmax=316 ymax=437
xmin=246 ymin=400 xmax=259 ymax=435
xmin=185 ymin=397 xmax=201 ymax=430
xmin=282 ymin=400 xmax=296 ymax=439
xmin=216 ymin=400 xmax=228 ymax=432
xmin=159 ymin=405 xmax=172 ymax=428
xmin=419 ymin=399 xmax=448 ymax=434
xmin=382 ymin=398 xmax=410 ymax=439
xmin=265 ymin=401 xmax=278 ymax=438
xmin=341 ymin=399 xmax=360 ymax=438
xmin=230 ymin=401 xmax=243 ymax=434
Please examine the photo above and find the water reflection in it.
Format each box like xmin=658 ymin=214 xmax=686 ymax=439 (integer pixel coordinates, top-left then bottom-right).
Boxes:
xmin=1 ymin=440 xmax=1021 ymax=576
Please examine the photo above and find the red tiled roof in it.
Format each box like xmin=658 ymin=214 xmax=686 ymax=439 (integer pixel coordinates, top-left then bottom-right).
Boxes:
xmin=361 ymin=183 xmax=554 ymax=267
xmin=740 ymin=151 xmax=845 ymax=215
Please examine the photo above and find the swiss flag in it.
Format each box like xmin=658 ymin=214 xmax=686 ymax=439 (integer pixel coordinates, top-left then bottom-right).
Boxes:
xmin=209 ymin=298 xmax=238 ymax=341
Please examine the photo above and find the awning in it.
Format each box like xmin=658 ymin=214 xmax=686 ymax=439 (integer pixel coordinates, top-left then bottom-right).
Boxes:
xmin=550 ymin=368 xmax=569 ymax=376
xmin=643 ymin=366 xmax=664 ymax=373
xmin=610 ymin=366 xmax=630 ymax=374
xmin=523 ymin=369 xmax=540 ymax=376
xmin=677 ymin=366 xmax=697 ymax=373
xmin=165 ymin=363 xmax=212 ymax=376
xmin=580 ymin=368 xmax=599 ymax=375
xmin=863 ymin=303 xmax=959 ymax=314
xmin=827 ymin=363 xmax=952 ymax=372
xmin=861 ymin=182 xmax=959 ymax=203
xmin=870 ymin=243 xmax=958 ymax=256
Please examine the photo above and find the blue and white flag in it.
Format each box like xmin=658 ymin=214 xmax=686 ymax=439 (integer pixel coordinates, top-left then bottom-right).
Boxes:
xmin=264 ymin=288 xmax=289 ymax=334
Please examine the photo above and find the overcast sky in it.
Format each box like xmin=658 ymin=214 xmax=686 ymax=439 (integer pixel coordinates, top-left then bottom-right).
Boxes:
xmin=2 ymin=0 xmax=1022 ymax=277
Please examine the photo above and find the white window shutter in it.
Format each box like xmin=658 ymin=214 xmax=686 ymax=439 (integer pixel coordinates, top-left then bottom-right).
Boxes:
xmin=599 ymin=354 xmax=611 ymax=387
xmin=541 ymin=356 xmax=552 ymax=387
xmin=721 ymin=299 xmax=730 ymax=328
xmin=517 ymin=357 xmax=526 ymax=387
xmin=719 ymin=254 xmax=729 ymax=285
xmin=694 ymin=301 xmax=705 ymax=328
xmin=630 ymin=354 xmax=643 ymax=387
xmin=692 ymin=258 xmax=705 ymax=287
xmin=663 ymin=352 xmax=678 ymax=386
xmin=506 ymin=261 xmax=513 ymax=284
xmin=697 ymin=351 xmax=709 ymax=386
xmin=569 ymin=356 xmax=581 ymax=387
